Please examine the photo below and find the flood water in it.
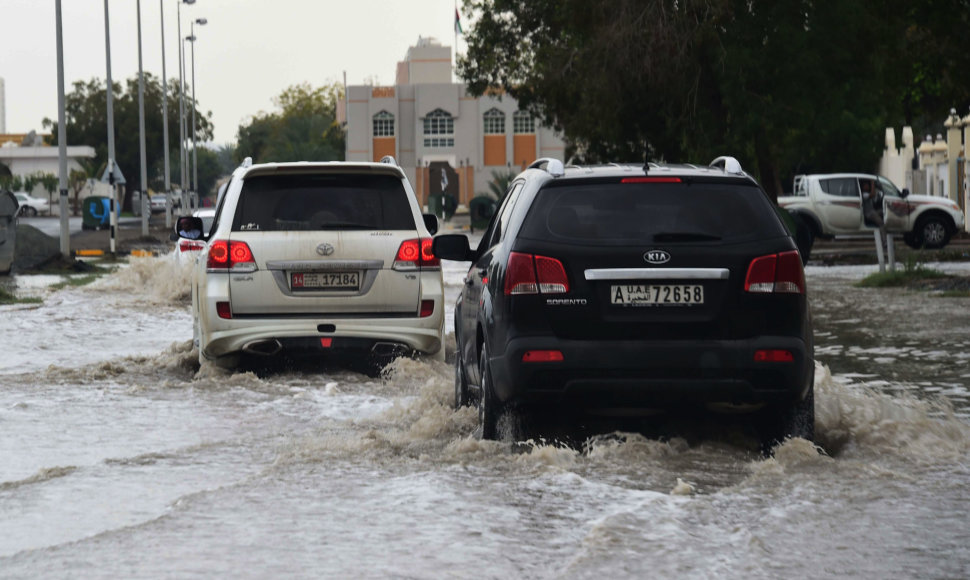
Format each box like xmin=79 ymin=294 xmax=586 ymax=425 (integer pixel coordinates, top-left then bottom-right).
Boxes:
xmin=1 ymin=253 xmax=969 ymax=579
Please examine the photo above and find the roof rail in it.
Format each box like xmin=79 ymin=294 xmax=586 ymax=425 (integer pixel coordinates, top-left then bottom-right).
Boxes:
xmin=241 ymin=156 xmax=253 ymax=168
xmin=527 ymin=157 xmax=565 ymax=177
xmin=379 ymin=155 xmax=398 ymax=166
xmin=709 ymin=156 xmax=744 ymax=175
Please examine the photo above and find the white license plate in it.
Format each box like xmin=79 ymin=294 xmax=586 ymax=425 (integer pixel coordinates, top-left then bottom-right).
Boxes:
xmin=611 ymin=284 xmax=704 ymax=306
xmin=291 ymin=271 xmax=360 ymax=290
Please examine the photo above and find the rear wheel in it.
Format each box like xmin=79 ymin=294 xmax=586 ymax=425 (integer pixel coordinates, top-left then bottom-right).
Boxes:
xmin=478 ymin=344 xmax=500 ymax=439
xmin=758 ymin=385 xmax=815 ymax=454
xmin=903 ymin=232 xmax=921 ymax=249
xmin=25 ymin=206 xmax=38 ymax=217
xmin=915 ymin=215 xmax=951 ymax=249
xmin=454 ymin=357 xmax=472 ymax=409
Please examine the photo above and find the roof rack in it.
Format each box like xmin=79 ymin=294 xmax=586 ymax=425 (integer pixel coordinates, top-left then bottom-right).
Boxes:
xmin=709 ymin=156 xmax=744 ymax=175
xmin=241 ymin=156 xmax=253 ymax=168
xmin=528 ymin=157 xmax=565 ymax=177
xmin=379 ymin=155 xmax=398 ymax=166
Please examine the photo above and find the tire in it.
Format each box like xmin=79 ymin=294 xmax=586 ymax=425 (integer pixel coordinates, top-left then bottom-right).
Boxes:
xmin=903 ymin=232 xmax=921 ymax=249
xmin=25 ymin=206 xmax=38 ymax=217
xmin=915 ymin=215 xmax=950 ymax=249
xmin=758 ymin=385 xmax=815 ymax=454
xmin=478 ymin=343 xmax=500 ymax=439
xmin=455 ymin=357 xmax=472 ymax=409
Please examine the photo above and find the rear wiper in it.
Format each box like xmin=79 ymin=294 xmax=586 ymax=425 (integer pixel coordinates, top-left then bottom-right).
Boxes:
xmin=652 ymin=232 xmax=722 ymax=242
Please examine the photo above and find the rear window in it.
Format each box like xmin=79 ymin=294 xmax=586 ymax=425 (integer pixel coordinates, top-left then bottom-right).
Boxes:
xmin=232 ymin=173 xmax=416 ymax=232
xmin=819 ymin=178 xmax=859 ymax=198
xmin=519 ymin=180 xmax=786 ymax=244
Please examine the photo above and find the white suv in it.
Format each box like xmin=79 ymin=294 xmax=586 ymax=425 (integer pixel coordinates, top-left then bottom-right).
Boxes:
xmin=177 ymin=158 xmax=445 ymax=372
xmin=778 ymin=173 xmax=965 ymax=249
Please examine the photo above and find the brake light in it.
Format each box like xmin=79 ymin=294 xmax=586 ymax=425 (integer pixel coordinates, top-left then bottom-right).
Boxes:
xmin=393 ymin=238 xmax=440 ymax=271
xmin=504 ymin=252 xmax=568 ymax=295
xmin=754 ymin=349 xmax=794 ymax=362
xmin=207 ymin=240 xmax=256 ymax=271
xmin=744 ymin=251 xmax=804 ymax=294
xmin=620 ymin=177 xmax=683 ymax=184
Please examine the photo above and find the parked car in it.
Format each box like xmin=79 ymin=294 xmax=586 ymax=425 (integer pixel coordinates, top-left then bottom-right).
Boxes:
xmin=778 ymin=173 xmax=965 ymax=251
xmin=150 ymin=194 xmax=168 ymax=213
xmin=433 ymin=157 xmax=814 ymax=449
xmin=14 ymin=192 xmax=49 ymax=217
xmin=176 ymin=157 xmax=445 ymax=373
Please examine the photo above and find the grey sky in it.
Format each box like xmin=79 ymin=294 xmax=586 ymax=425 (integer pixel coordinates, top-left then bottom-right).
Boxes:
xmin=2 ymin=0 xmax=464 ymax=145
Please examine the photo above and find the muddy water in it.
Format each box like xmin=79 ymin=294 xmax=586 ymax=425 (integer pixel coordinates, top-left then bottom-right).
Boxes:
xmin=1 ymin=257 xmax=968 ymax=578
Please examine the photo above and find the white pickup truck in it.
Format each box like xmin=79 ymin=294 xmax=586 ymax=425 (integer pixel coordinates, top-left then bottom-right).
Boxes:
xmin=778 ymin=173 xmax=965 ymax=251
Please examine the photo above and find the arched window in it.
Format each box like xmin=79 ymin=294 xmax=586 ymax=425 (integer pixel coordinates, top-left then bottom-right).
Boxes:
xmin=513 ymin=110 xmax=535 ymax=134
xmin=373 ymin=111 xmax=395 ymax=137
xmin=423 ymin=109 xmax=455 ymax=147
xmin=483 ymin=108 xmax=506 ymax=135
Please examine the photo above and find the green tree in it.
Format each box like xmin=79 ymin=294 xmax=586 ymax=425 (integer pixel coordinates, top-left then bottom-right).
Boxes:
xmin=42 ymin=74 xmax=213 ymax=208
xmin=458 ymin=0 xmax=970 ymax=198
xmin=235 ymin=82 xmax=345 ymax=163
xmin=166 ymin=146 xmax=223 ymax=201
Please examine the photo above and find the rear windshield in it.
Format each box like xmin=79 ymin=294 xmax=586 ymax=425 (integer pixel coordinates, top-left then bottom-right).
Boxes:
xmin=519 ymin=180 xmax=786 ymax=244
xmin=232 ymin=173 xmax=416 ymax=232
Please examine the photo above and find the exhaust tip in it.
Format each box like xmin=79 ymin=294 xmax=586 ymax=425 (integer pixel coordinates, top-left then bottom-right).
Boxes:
xmin=242 ymin=339 xmax=283 ymax=357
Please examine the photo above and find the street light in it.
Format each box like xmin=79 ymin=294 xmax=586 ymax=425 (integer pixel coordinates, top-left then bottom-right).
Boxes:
xmin=103 ymin=0 xmax=119 ymax=255
xmin=160 ymin=0 xmax=173 ymax=227
xmin=188 ymin=16 xmax=207 ymax=209
xmin=177 ymin=0 xmax=196 ymax=214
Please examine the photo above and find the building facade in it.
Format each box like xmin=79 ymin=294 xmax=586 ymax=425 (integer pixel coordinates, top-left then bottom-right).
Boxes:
xmin=341 ymin=38 xmax=566 ymax=209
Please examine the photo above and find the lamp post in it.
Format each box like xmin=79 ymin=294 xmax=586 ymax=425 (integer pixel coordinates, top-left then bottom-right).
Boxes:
xmin=103 ymin=0 xmax=119 ymax=256
xmin=177 ymin=0 xmax=195 ymax=214
xmin=160 ymin=0 xmax=172 ymax=227
xmin=137 ymin=0 xmax=149 ymax=236
xmin=55 ymin=0 xmax=69 ymax=258
xmin=188 ymin=16 xmax=206 ymax=209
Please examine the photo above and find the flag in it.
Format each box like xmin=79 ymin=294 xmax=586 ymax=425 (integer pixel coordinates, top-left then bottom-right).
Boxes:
xmin=455 ymin=8 xmax=463 ymax=35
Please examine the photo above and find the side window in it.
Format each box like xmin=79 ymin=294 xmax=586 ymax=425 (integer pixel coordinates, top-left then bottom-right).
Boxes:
xmin=878 ymin=176 xmax=900 ymax=198
xmin=819 ymin=178 xmax=859 ymax=198
xmin=486 ymin=182 xmax=524 ymax=248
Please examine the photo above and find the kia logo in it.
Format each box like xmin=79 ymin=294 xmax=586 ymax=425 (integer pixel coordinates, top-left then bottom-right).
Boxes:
xmin=316 ymin=243 xmax=335 ymax=256
xmin=643 ymin=250 xmax=670 ymax=264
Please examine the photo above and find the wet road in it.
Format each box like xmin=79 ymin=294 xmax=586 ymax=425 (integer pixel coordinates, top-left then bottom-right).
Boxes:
xmin=0 ymin=255 xmax=968 ymax=578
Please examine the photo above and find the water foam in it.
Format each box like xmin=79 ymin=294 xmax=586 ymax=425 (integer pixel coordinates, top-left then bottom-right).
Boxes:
xmin=89 ymin=255 xmax=193 ymax=306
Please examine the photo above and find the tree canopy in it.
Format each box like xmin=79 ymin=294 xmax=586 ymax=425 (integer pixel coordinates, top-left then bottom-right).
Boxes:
xmin=235 ymin=82 xmax=345 ymax=164
xmin=43 ymin=74 xmax=214 ymax=204
xmin=458 ymin=0 xmax=970 ymax=197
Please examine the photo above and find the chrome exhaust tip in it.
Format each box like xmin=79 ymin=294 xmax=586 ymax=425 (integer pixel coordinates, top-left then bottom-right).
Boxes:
xmin=242 ymin=339 xmax=283 ymax=357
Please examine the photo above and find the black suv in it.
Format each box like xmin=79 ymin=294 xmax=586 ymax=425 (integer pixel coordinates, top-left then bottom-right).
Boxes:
xmin=433 ymin=157 xmax=814 ymax=447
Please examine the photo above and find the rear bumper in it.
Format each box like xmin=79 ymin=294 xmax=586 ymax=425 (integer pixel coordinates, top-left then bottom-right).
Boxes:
xmin=488 ymin=336 xmax=812 ymax=410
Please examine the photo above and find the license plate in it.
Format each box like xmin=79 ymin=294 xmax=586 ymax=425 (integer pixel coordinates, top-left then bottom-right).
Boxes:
xmin=611 ymin=284 xmax=704 ymax=306
xmin=291 ymin=271 xmax=360 ymax=290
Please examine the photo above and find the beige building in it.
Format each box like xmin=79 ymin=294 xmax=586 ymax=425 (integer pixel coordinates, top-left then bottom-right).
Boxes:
xmin=341 ymin=37 xmax=566 ymax=209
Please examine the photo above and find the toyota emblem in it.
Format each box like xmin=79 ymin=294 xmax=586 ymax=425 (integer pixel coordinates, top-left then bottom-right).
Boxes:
xmin=316 ymin=243 xmax=335 ymax=256
xmin=643 ymin=249 xmax=670 ymax=264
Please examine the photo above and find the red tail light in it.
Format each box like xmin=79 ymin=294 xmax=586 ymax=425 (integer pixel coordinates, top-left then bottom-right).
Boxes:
xmin=216 ymin=301 xmax=232 ymax=319
xmin=178 ymin=239 xmax=205 ymax=252
xmin=419 ymin=299 xmax=434 ymax=317
xmin=393 ymin=238 xmax=440 ymax=271
xmin=504 ymin=252 xmax=568 ymax=295
xmin=754 ymin=349 xmax=794 ymax=362
xmin=744 ymin=251 xmax=804 ymax=294
xmin=522 ymin=350 xmax=564 ymax=362
xmin=207 ymin=240 xmax=256 ymax=271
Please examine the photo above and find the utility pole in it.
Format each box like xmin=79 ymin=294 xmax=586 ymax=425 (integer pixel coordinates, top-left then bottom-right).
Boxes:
xmin=137 ymin=0 xmax=149 ymax=236
xmin=104 ymin=0 xmax=118 ymax=256
xmin=55 ymin=0 xmax=70 ymax=259
xmin=160 ymin=0 xmax=172 ymax=228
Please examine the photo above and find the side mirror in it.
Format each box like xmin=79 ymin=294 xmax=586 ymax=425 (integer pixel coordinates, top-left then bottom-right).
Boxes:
xmin=175 ymin=216 xmax=204 ymax=240
xmin=900 ymin=188 xmax=910 ymax=198
xmin=422 ymin=213 xmax=439 ymax=235
xmin=432 ymin=234 xmax=472 ymax=261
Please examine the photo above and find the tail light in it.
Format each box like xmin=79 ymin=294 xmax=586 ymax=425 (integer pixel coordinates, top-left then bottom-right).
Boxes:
xmin=216 ymin=301 xmax=232 ymax=319
xmin=178 ymin=239 xmax=206 ymax=253
xmin=207 ymin=240 xmax=257 ymax=272
xmin=393 ymin=238 xmax=440 ymax=271
xmin=522 ymin=350 xmax=564 ymax=362
xmin=744 ymin=251 xmax=804 ymax=294
xmin=504 ymin=252 xmax=569 ymax=295
xmin=420 ymin=299 xmax=434 ymax=317
xmin=754 ymin=349 xmax=794 ymax=362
